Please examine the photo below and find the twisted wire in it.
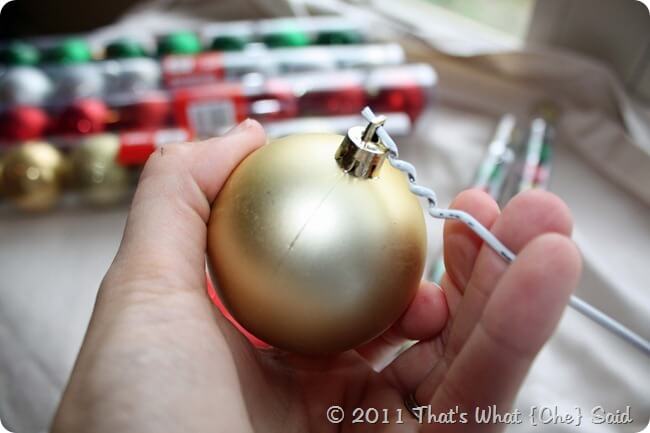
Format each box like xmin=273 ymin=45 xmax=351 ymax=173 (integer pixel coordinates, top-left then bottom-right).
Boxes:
xmin=361 ymin=106 xmax=649 ymax=356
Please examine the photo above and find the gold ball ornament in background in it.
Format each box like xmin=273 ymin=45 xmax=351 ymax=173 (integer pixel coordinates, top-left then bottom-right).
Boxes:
xmin=1 ymin=142 xmax=68 ymax=211
xmin=69 ymin=134 xmax=130 ymax=206
xmin=207 ymin=119 xmax=427 ymax=354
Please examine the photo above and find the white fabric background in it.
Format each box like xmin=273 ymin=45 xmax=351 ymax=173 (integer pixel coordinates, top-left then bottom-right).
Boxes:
xmin=1 ymin=2 xmax=649 ymax=432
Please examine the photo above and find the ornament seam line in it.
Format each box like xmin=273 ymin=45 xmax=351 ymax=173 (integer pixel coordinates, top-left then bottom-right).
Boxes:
xmin=271 ymin=175 xmax=344 ymax=277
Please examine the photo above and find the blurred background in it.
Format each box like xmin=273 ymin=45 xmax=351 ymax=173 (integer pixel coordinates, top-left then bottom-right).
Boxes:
xmin=0 ymin=0 xmax=648 ymax=432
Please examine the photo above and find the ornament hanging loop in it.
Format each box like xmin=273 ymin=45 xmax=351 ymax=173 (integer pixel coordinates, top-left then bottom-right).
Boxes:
xmin=361 ymin=114 xmax=388 ymax=148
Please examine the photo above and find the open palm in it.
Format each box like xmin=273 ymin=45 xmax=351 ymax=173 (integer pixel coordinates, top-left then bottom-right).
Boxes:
xmin=52 ymin=120 xmax=580 ymax=433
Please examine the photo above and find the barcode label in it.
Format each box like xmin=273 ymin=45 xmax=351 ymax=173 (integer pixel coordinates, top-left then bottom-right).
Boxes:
xmin=187 ymin=100 xmax=236 ymax=138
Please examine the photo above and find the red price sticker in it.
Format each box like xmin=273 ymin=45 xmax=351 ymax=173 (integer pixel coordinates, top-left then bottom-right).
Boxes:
xmin=117 ymin=128 xmax=190 ymax=165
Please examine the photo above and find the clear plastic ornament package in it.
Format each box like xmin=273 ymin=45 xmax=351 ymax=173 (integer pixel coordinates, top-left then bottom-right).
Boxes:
xmin=0 ymin=17 xmax=436 ymax=213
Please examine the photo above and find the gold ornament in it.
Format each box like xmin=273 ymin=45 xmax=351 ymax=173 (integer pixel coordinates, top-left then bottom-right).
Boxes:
xmin=207 ymin=119 xmax=426 ymax=354
xmin=1 ymin=142 xmax=67 ymax=211
xmin=69 ymin=134 xmax=131 ymax=206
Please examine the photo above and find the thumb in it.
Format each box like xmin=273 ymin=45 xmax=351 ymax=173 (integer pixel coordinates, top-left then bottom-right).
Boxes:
xmin=52 ymin=120 xmax=265 ymax=433
xmin=105 ymin=119 xmax=266 ymax=294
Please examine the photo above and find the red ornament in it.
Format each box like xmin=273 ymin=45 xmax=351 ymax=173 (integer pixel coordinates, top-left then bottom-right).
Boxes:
xmin=298 ymin=85 xmax=366 ymax=116
xmin=0 ymin=106 xmax=50 ymax=141
xmin=368 ymin=84 xmax=426 ymax=121
xmin=57 ymin=99 xmax=108 ymax=135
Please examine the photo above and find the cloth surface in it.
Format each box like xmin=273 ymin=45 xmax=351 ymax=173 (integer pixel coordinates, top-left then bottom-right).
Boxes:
xmin=1 ymin=3 xmax=649 ymax=433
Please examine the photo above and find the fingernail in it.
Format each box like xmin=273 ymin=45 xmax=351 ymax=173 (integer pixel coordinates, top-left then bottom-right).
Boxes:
xmin=224 ymin=118 xmax=252 ymax=136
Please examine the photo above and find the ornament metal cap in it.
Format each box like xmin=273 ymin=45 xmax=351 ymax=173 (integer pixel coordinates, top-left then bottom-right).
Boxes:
xmin=335 ymin=114 xmax=388 ymax=178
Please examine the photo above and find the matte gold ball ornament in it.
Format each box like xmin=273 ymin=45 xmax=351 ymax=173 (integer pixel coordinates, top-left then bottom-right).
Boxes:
xmin=1 ymin=142 xmax=68 ymax=211
xmin=207 ymin=117 xmax=427 ymax=354
xmin=69 ymin=134 xmax=131 ymax=206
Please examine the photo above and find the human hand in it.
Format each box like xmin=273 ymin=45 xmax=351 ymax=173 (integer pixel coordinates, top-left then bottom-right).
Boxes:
xmin=51 ymin=120 xmax=581 ymax=433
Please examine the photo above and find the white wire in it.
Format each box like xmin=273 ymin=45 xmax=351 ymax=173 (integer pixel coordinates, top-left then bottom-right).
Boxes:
xmin=361 ymin=106 xmax=650 ymax=357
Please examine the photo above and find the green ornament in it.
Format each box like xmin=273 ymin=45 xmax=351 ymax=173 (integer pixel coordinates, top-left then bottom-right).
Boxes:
xmin=210 ymin=35 xmax=248 ymax=51
xmin=46 ymin=38 xmax=93 ymax=64
xmin=0 ymin=41 xmax=40 ymax=66
xmin=157 ymin=32 xmax=202 ymax=55
xmin=105 ymin=39 xmax=147 ymax=59
xmin=316 ymin=30 xmax=363 ymax=45
xmin=263 ymin=29 xmax=310 ymax=48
